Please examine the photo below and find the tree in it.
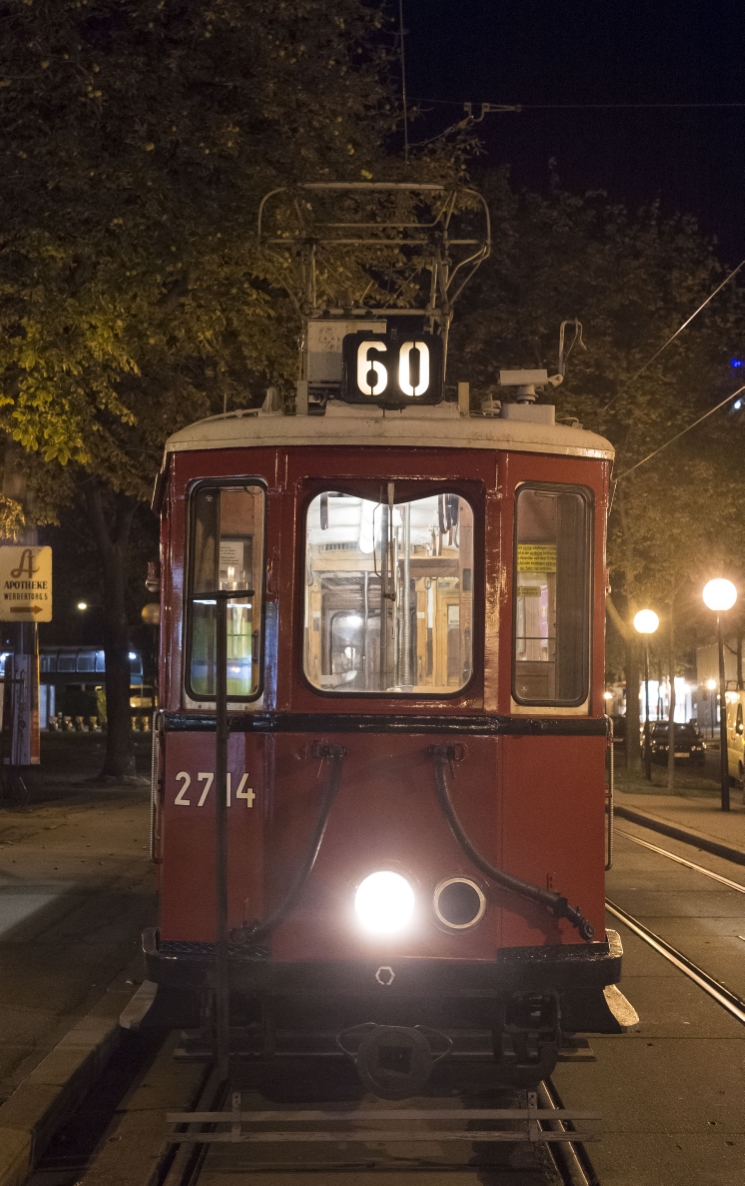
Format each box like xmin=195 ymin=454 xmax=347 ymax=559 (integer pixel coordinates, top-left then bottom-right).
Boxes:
xmin=0 ymin=0 xmax=419 ymax=777
xmin=449 ymin=169 xmax=745 ymax=770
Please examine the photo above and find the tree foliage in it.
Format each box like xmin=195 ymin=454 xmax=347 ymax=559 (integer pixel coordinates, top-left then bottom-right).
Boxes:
xmin=450 ymin=168 xmax=745 ymax=765
xmin=451 ymin=168 xmax=745 ymax=598
xmin=0 ymin=0 xmax=426 ymax=776
xmin=0 ymin=0 xmax=404 ymax=503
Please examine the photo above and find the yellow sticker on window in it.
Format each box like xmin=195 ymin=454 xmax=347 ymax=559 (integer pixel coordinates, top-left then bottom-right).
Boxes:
xmin=517 ymin=544 xmax=557 ymax=572
xmin=517 ymin=585 xmax=542 ymax=597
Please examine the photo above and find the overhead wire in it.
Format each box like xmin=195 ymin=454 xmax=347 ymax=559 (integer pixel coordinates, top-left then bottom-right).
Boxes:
xmin=410 ymin=97 xmax=745 ymax=110
xmin=601 ymin=256 xmax=745 ymax=412
xmin=398 ymin=0 xmax=409 ymax=164
xmin=614 ymin=383 xmax=745 ymax=483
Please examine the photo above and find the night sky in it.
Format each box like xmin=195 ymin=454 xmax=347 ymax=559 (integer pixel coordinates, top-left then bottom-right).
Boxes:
xmin=403 ymin=0 xmax=745 ymax=265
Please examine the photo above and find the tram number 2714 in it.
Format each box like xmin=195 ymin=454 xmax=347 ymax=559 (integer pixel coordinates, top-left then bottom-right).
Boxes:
xmin=174 ymin=771 xmax=255 ymax=808
xmin=341 ymin=332 xmax=443 ymax=405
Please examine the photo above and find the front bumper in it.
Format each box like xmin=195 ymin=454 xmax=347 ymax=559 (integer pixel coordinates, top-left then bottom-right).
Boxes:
xmin=143 ymin=926 xmax=622 ymax=999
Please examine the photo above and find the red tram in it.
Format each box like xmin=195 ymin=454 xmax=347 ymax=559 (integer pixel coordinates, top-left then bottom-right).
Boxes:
xmin=145 ymin=366 xmax=634 ymax=1096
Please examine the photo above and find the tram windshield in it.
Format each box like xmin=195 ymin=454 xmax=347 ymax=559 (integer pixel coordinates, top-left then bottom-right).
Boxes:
xmin=304 ymin=490 xmax=474 ymax=694
xmin=513 ymin=485 xmax=591 ymax=706
xmin=188 ymin=484 xmax=265 ymax=700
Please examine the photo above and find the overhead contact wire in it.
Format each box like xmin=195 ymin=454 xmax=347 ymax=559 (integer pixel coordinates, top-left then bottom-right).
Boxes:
xmin=602 ymin=256 xmax=745 ymax=413
xmin=614 ymin=382 xmax=745 ymax=481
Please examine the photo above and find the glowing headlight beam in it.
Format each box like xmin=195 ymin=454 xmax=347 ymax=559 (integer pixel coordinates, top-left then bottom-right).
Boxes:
xmin=354 ymin=871 xmax=415 ymax=934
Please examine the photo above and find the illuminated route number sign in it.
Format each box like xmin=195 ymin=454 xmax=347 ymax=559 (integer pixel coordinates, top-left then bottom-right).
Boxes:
xmin=341 ymin=333 xmax=443 ymax=406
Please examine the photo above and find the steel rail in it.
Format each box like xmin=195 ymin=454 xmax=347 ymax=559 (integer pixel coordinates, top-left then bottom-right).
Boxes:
xmin=615 ymin=827 xmax=745 ymax=894
xmin=605 ymin=899 xmax=745 ymax=1025
xmin=539 ymin=1079 xmax=599 ymax=1186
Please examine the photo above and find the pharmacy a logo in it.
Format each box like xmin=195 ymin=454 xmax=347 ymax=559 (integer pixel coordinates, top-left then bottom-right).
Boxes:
xmin=9 ymin=549 xmax=38 ymax=580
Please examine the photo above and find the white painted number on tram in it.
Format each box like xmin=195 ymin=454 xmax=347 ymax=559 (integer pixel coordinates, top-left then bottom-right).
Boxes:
xmin=356 ymin=338 xmax=431 ymax=398
xmin=398 ymin=340 xmax=430 ymax=396
xmin=356 ymin=340 xmax=388 ymax=396
xmin=174 ymin=771 xmax=255 ymax=808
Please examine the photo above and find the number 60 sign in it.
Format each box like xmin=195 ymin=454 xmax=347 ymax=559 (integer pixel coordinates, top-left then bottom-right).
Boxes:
xmin=341 ymin=333 xmax=443 ymax=406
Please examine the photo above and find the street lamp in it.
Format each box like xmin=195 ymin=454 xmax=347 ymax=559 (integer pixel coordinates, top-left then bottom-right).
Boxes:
xmin=634 ymin=609 xmax=659 ymax=782
xmin=703 ymin=579 xmax=737 ymax=811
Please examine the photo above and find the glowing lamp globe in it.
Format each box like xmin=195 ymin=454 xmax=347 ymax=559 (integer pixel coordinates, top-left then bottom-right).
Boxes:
xmin=633 ymin=609 xmax=659 ymax=635
xmin=702 ymin=579 xmax=737 ymax=613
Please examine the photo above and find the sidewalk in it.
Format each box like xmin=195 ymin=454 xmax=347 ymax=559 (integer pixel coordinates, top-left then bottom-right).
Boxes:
xmin=614 ymin=767 xmax=745 ymax=863
xmin=0 ymin=734 xmax=155 ymax=1106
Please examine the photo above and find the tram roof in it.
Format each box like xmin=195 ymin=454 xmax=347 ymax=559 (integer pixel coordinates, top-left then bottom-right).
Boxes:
xmin=162 ymin=404 xmax=615 ymax=463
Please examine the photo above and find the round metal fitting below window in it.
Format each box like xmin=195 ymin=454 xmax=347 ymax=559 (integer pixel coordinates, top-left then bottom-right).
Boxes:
xmin=433 ymin=877 xmax=486 ymax=930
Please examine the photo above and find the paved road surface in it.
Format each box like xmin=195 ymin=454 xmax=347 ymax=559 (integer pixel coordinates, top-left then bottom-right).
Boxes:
xmin=0 ymin=777 xmax=154 ymax=1104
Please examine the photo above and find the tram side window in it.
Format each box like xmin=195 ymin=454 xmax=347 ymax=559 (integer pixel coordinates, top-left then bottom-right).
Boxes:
xmin=188 ymin=485 xmax=265 ymax=700
xmin=513 ymin=486 xmax=591 ymax=706
xmin=304 ymin=490 xmax=474 ymax=694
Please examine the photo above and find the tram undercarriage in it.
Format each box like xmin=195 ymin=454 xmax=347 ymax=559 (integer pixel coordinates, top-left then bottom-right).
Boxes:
xmin=144 ymin=928 xmax=628 ymax=1097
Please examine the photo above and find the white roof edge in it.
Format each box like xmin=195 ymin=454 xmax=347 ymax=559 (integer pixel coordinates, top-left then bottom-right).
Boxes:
xmin=161 ymin=407 xmax=614 ymax=462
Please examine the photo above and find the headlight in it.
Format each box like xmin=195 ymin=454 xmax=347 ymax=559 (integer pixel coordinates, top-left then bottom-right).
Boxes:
xmin=354 ymin=871 xmax=415 ymax=934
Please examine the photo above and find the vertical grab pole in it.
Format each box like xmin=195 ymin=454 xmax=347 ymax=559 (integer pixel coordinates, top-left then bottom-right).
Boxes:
xmin=379 ymin=504 xmax=389 ymax=686
xmin=605 ymin=715 xmax=614 ymax=871
xmin=402 ymin=503 xmax=411 ymax=687
xmin=215 ymin=593 xmax=230 ymax=1081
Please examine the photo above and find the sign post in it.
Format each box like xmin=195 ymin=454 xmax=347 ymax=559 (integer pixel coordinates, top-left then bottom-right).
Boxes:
xmin=0 ymin=546 xmax=52 ymax=800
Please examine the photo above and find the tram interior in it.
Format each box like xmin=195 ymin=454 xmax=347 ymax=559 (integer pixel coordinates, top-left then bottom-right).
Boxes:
xmin=304 ymin=491 xmax=474 ymax=694
xmin=190 ymin=485 xmax=265 ymax=698
xmin=514 ymin=487 xmax=587 ymax=703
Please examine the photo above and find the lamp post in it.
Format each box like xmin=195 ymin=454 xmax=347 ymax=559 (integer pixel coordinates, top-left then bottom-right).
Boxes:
xmin=702 ymin=579 xmax=738 ymax=812
xmin=634 ymin=609 xmax=659 ymax=782
xmin=705 ymin=678 xmax=717 ymax=739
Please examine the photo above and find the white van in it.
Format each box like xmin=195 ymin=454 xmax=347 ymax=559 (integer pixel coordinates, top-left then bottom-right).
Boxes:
xmin=725 ymin=690 xmax=745 ymax=784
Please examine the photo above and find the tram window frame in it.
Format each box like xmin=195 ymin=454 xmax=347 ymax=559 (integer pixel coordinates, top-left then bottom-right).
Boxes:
xmin=184 ymin=478 xmax=267 ymax=705
xmin=300 ymin=483 xmax=481 ymax=700
xmin=511 ymin=482 xmax=593 ymax=708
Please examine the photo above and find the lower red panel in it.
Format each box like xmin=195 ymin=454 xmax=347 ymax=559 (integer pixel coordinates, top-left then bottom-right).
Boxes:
xmin=499 ymin=734 xmax=607 ymax=945
xmin=158 ymin=729 xmax=606 ymax=960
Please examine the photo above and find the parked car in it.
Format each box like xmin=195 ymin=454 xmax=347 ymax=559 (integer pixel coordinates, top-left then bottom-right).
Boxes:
xmin=645 ymin=722 xmax=706 ymax=766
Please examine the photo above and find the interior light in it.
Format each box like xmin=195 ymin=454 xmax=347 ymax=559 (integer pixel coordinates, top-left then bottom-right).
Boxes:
xmin=706 ymin=679 xmax=717 ymax=690
xmin=128 ymin=652 xmax=137 ymax=660
xmin=603 ymin=691 xmax=613 ymax=700
xmin=77 ymin=601 xmax=88 ymax=611
xmin=354 ymin=871 xmax=415 ymax=934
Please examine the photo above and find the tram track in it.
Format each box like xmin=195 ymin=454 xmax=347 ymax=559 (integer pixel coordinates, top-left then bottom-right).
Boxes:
xmin=153 ymin=1069 xmax=599 ymax=1186
xmin=606 ymin=826 xmax=745 ymax=1028
xmin=614 ymin=826 xmax=745 ymax=895
xmin=605 ymin=898 xmax=745 ymax=1026
xmin=29 ymin=1020 xmax=601 ymax=1186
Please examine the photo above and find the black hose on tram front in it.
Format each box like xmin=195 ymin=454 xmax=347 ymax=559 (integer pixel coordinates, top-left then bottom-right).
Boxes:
xmin=231 ymin=742 xmax=346 ymax=946
xmin=428 ymin=744 xmax=595 ymax=942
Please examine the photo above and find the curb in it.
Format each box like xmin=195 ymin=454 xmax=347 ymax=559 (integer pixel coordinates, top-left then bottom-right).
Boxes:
xmin=614 ymin=804 xmax=745 ymax=867
xmin=0 ymin=963 xmax=139 ymax=1186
